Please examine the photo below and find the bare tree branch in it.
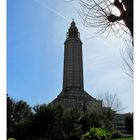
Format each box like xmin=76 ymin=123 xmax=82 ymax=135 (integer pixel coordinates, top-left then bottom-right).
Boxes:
xmin=96 ymin=91 xmax=127 ymax=112
xmin=121 ymin=44 xmax=133 ymax=80
xmin=78 ymin=0 xmax=133 ymax=78
xmin=79 ymin=0 xmax=132 ymax=39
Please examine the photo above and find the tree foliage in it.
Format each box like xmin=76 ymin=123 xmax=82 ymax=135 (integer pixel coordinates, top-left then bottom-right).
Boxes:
xmin=81 ymin=127 xmax=111 ymax=140
xmin=125 ymin=113 xmax=133 ymax=134
xmin=7 ymin=97 xmax=116 ymax=140
xmin=7 ymin=96 xmax=32 ymax=139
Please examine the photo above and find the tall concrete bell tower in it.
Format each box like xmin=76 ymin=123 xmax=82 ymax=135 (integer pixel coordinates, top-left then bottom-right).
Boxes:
xmin=53 ymin=20 xmax=102 ymax=109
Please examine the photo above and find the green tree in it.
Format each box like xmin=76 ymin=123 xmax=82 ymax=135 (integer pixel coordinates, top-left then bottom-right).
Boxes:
xmin=32 ymin=103 xmax=65 ymax=139
xmin=100 ymin=107 xmax=115 ymax=130
xmin=7 ymin=96 xmax=32 ymax=139
xmin=62 ymin=108 xmax=82 ymax=140
xmin=125 ymin=113 xmax=133 ymax=134
xmin=81 ymin=127 xmax=111 ymax=140
xmin=80 ymin=112 xmax=95 ymax=133
xmin=32 ymin=103 xmax=82 ymax=140
xmin=7 ymin=98 xmax=116 ymax=140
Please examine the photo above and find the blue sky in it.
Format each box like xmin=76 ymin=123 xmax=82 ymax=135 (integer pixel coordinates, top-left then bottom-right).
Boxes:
xmin=7 ymin=0 xmax=133 ymax=113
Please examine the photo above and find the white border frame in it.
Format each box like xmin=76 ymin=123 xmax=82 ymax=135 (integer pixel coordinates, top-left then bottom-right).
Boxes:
xmin=0 ymin=0 xmax=6 ymax=139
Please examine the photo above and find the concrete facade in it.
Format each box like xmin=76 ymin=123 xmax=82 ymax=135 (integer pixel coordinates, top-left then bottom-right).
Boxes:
xmin=53 ymin=21 xmax=102 ymax=110
xmin=114 ymin=113 xmax=132 ymax=131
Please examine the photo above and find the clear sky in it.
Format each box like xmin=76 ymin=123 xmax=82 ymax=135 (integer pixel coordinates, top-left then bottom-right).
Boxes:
xmin=7 ymin=0 xmax=133 ymax=113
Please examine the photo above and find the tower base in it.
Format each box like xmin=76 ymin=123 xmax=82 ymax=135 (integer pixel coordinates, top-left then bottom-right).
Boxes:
xmin=52 ymin=87 xmax=103 ymax=111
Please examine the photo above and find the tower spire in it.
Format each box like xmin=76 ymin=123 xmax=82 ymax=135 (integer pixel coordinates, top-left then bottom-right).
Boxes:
xmin=67 ymin=20 xmax=79 ymax=38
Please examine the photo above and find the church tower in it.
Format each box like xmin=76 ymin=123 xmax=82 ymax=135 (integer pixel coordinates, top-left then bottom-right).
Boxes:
xmin=53 ymin=20 xmax=102 ymax=109
xmin=63 ymin=20 xmax=84 ymax=90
